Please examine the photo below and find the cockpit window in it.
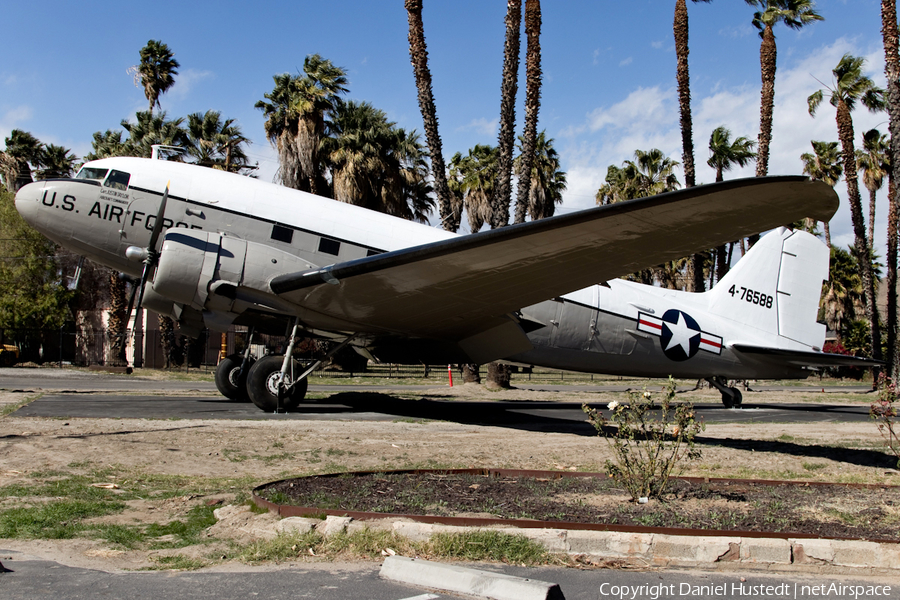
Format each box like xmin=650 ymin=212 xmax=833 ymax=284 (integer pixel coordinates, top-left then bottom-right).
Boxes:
xmin=75 ymin=167 xmax=109 ymax=181
xmin=103 ymin=170 xmax=131 ymax=191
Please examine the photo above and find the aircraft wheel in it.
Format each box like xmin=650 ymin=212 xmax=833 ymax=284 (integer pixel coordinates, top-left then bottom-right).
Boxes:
xmin=247 ymin=355 xmax=309 ymax=412
xmin=215 ymin=354 xmax=254 ymax=401
xmin=730 ymin=387 xmax=743 ymax=408
xmin=720 ymin=391 xmax=734 ymax=409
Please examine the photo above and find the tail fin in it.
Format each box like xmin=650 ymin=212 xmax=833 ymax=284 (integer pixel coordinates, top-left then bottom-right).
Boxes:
xmin=707 ymin=227 xmax=828 ymax=349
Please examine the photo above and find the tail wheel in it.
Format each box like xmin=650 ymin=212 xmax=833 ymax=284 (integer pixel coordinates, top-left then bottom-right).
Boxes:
xmin=247 ymin=354 xmax=309 ymax=412
xmin=215 ymin=354 xmax=255 ymax=402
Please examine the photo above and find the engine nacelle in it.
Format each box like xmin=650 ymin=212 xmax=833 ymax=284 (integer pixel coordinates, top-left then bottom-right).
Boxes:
xmin=152 ymin=230 xmax=313 ymax=329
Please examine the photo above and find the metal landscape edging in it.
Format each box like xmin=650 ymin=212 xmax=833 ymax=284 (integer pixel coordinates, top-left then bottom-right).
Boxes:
xmin=250 ymin=468 xmax=900 ymax=544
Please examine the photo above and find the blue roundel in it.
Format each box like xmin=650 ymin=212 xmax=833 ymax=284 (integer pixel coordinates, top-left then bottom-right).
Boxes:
xmin=659 ymin=309 xmax=701 ymax=362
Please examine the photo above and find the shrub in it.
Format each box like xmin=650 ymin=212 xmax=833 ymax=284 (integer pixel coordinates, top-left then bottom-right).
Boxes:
xmin=871 ymin=375 xmax=900 ymax=468
xmin=583 ymin=377 xmax=704 ymax=501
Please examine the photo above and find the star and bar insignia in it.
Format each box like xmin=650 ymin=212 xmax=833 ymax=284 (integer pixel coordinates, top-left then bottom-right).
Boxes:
xmin=637 ymin=309 xmax=722 ymax=361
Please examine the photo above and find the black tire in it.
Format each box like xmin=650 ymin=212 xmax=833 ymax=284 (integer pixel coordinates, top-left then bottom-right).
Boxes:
xmin=215 ymin=354 xmax=254 ymax=401
xmin=246 ymin=355 xmax=309 ymax=412
xmin=720 ymin=391 xmax=734 ymax=409
xmin=730 ymin=387 xmax=743 ymax=408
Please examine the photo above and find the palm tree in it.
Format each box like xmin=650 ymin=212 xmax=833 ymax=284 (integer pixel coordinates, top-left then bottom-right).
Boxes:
xmin=808 ymin=53 xmax=886 ymax=364
xmin=708 ymin=126 xmax=757 ymax=182
xmin=294 ymin=55 xmax=348 ymax=196
xmin=405 ymin=0 xmax=459 ymax=232
xmin=35 ymin=144 xmax=78 ymax=179
xmin=184 ymin=110 xmax=252 ymax=173
xmin=821 ymin=245 xmax=864 ymax=338
xmin=492 ymin=0 xmax=522 ymax=230
xmin=135 ymin=40 xmax=179 ymax=114
xmin=514 ymin=0 xmax=543 ymax=225
xmin=2 ymin=130 xmax=42 ymax=191
xmin=856 ymin=128 xmax=890 ymax=252
xmin=120 ymin=111 xmax=188 ymax=158
xmin=85 ymin=130 xmax=127 ymax=161
xmin=513 ymin=131 xmax=566 ymax=220
xmin=881 ymin=0 xmax=900 ymax=377
xmin=256 ymin=73 xmax=304 ymax=188
xmin=746 ymin=0 xmax=823 ymax=178
xmin=449 ymin=145 xmax=499 ymax=233
xmin=256 ymin=55 xmax=347 ymax=194
xmin=707 ymin=126 xmax=757 ymax=280
xmin=800 ymin=140 xmax=843 ymax=247
xmin=324 ymin=101 xmax=434 ymax=223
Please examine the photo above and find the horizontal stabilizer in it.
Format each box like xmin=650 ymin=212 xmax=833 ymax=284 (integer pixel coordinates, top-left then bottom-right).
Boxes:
xmin=731 ymin=344 xmax=883 ymax=368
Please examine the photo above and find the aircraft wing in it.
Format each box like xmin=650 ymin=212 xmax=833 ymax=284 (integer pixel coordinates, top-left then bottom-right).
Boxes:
xmin=269 ymin=176 xmax=837 ymax=356
xmin=731 ymin=344 xmax=883 ymax=368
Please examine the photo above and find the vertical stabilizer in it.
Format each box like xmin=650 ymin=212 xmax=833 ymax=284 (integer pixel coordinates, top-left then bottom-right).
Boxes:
xmin=707 ymin=228 xmax=828 ymax=349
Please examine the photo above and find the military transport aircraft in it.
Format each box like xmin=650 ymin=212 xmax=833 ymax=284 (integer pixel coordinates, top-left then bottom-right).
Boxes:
xmin=14 ymin=156 xmax=871 ymax=412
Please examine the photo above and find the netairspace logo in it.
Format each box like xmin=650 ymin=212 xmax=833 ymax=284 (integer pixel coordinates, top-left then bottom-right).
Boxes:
xmin=597 ymin=581 xmax=894 ymax=600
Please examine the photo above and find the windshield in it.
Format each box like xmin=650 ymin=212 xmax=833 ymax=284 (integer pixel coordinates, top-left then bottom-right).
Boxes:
xmin=75 ymin=167 xmax=109 ymax=181
xmin=103 ymin=170 xmax=131 ymax=191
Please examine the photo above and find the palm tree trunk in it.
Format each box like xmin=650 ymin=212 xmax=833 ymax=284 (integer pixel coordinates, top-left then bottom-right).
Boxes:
xmin=514 ymin=0 xmax=542 ymax=225
xmin=107 ymin=273 xmax=127 ymax=364
xmin=882 ymin=0 xmax=900 ymax=376
xmin=756 ymin=24 xmax=777 ymax=178
xmin=868 ymin=187 xmax=878 ymax=253
xmin=836 ymin=100 xmax=883 ymax=364
xmin=491 ymin=0 xmax=522 ymax=230
xmin=674 ymin=0 xmax=695 ymax=189
xmin=406 ymin=0 xmax=459 ymax=232
xmin=674 ymin=0 xmax=704 ymax=293
xmin=824 ymin=221 xmax=832 ymax=248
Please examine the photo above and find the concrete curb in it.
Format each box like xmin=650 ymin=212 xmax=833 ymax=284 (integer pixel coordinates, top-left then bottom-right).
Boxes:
xmin=214 ymin=506 xmax=900 ymax=572
xmin=388 ymin=521 xmax=900 ymax=571
xmin=379 ymin=555 xmax=564 ymax=600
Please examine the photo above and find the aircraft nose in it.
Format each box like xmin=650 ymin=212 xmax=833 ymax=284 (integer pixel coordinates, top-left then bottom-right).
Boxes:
xmin=14 ymin=180 xmax=46 ymax=228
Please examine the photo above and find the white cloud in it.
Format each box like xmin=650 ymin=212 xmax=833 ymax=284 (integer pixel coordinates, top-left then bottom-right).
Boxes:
xmin=169 ymin=68 xmax=215 ymax=100
xmin=457 ymin=117 xmax=498 ymax=136
xmin=619 ymin=57 xmax=633 ymax=67
xmin=651 ymin=40 xmax=664 ymax=50
xmin=0 ymin=105 xmax=34 ymax=142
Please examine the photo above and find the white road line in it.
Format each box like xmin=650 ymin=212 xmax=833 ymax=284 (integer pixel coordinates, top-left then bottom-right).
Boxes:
xmin=397 ymin=595 xmax=441 ymax=600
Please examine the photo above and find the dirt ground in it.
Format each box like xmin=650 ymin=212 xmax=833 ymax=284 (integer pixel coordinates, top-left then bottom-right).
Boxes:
xmin=1 ymin=383 xmax=898 ymax=572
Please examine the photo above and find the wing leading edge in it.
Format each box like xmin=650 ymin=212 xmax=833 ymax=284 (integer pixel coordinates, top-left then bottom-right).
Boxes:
xmin=268 ymin=176 xmax=838 ymax=346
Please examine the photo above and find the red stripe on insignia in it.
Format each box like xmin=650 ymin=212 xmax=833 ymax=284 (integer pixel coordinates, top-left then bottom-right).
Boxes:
xmin=639 ymin=319 xmax=662 ymax=331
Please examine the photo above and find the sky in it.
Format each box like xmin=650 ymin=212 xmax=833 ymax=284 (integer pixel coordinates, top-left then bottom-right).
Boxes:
xmin=0 ymin=0 xmax=893 ymax=257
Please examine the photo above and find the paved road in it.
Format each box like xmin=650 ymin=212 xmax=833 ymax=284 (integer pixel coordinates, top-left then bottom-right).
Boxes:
xmin=1 ymin=369 xmax=876 ymax=431
xmin=1 ymin=552 xmax=895 ymax=600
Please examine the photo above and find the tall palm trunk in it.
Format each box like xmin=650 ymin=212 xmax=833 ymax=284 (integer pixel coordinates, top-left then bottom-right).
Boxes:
xmin=406 ymin=0 xmax=459 ymax=232
xmin=748 ymin=23 xmax=778 ymax=249
xmin=674 ymin=0 xmax=703 ymax=292
xmin=107 ymin=273 xmax=127 ymax=364
xmin=514 ymin=0 xmax=542 ymax=225
xmin=756 ymin=24 xmax=777 ymax=178
xmin=868 ymin=186 xmax=878 ymax=253
xmin=836 ymin=99 xmax=883 ymax=364
xmin=882 ymin=0 xmax=900 ymax=376
xmin=491 ymin=0 xmax=522 ymax=230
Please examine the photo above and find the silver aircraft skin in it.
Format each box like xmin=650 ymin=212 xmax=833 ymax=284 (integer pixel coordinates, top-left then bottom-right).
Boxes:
xmin=14 ymin=157 xmax=866 ymax=410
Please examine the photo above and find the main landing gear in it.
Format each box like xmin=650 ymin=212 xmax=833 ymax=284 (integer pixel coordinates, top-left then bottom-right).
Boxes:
xmin=216 ymin=320 xmax=358 ymax=413
xmin=706 ymin=376 xmax=743 ymax=408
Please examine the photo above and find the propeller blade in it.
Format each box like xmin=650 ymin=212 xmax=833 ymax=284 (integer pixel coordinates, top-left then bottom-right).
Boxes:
xmin=122 ymin=181 xmax=172 ymax=359
xmin=146 ymin=181 xmax=171 ymax=255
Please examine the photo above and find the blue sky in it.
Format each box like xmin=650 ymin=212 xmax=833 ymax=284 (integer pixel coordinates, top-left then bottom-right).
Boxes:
xmin=0 ymin=0 xmax=891 ymax=255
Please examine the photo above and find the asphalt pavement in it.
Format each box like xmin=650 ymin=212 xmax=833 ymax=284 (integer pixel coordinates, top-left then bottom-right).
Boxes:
xmin=1 ymin=552 xmax=896 ymax=600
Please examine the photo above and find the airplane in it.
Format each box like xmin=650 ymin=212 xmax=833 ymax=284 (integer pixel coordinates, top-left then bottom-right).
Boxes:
xmin=13 ymin=156 xmax=874 ymax=412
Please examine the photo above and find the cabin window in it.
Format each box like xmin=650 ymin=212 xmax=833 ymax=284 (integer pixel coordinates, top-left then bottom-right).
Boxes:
xmin=271 ymin=224 xmax=293 ymax=244
xmin=318 ymin=237 xmax=340 ymax=256
xmin=75 ymin=167 xmax=108 ymax=181
xmin=103 ymin=170 xmax=131 ymax=191
xmin=366 ymin=249 xmax=382 ymax=257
